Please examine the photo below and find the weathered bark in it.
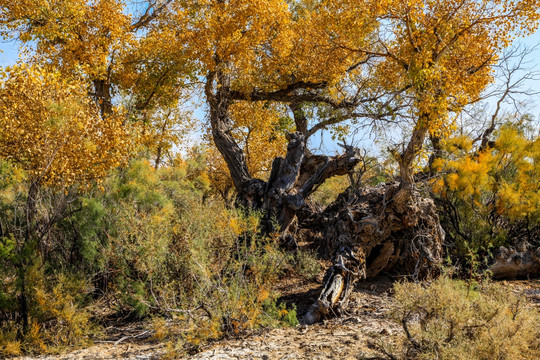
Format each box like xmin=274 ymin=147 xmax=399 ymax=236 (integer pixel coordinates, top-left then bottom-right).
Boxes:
xmin=302 ymin=246 xmax=365 ymax=324
xmin=205 ymin=70 xmax=444 ymax=325
xmin=396 ymin=120 xmax=428 ymax=193
xmin=300 ymin=183 xmax=444 ymax=323
xmin=491 ymin=244 xmax=540 ymax=279
xmin=206 ymin=70 xmax=252 ymax=194
xmin=92 ymin=79 xmax=113 ymax=117
xmin=309 ymin=183 xmax=443 ymax=277
xmin=205 ymin=69 xmax=362 ymax=233
xmin=262 ymin=133 xmax=306 ymax=233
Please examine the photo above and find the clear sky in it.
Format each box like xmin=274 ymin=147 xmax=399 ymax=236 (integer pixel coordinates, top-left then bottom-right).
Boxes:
xmin=0 ymin=38 xmax=20 ymax=66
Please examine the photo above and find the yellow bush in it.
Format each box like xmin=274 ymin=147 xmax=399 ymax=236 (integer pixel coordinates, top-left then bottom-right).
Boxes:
xmin=390 ymin=277 xmax=540 ymax=360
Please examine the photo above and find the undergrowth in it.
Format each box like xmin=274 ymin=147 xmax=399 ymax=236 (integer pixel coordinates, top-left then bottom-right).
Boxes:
xmin=0 ymin=158 xmax=298 ymax=356
xmin=373 ymin=276 xmax=540 ymax=360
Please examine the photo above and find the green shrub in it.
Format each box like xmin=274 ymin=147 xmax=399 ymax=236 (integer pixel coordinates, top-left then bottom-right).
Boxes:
xmin=286 ymin=248 xmax=322 ymax=280
xmin=0 ymin=267 xmax=94 ymax=356
xmin=0 ymin=155 xmax=299 ymax=356
xmin=431 ymin=122 xmax=540 ymax=272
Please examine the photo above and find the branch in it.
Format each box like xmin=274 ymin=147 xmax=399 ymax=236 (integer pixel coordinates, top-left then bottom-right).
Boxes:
xmin=230 ymin=80 xmax=332 ymax=103
xmin=130 ymin=0 xmax=173 ymax=31
xmin=289 ymin=102 xmax=308 ymax=134
xmin=299 ymin=143 xmax=361 ymax=198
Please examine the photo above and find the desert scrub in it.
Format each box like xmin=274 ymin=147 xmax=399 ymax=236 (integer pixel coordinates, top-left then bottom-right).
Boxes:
xmin=0 ymin=271 xmax=95 ymax=356
xmin=388 ymin=276 xmax=540 ymax=360
xmin=285 ymin=248 xmax=322 ymax=280
xmin=0 ymin=156 xmax=292 ymax=356
xmin=178 ymin=230 xmax=298 ymax=346
xmin=431 ymin=123 xmax=540 ymax=273
xmin=157 ymin=230 xmax=298 ymax=357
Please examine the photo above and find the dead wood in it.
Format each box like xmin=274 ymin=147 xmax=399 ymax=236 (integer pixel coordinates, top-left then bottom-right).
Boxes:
xmin=303 ymin=183 xmax=444 ymax=279
xmin=302 ymin=246 xmax=365 ymax=324
xmin=300 ymin=183 xmax=444 ymax=323
xmin=491 ymin=244 xmax=540 ymax=279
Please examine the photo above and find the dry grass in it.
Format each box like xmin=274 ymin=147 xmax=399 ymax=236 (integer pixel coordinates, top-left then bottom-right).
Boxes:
xmin=385 ymin=276 xmax=540 ymax=360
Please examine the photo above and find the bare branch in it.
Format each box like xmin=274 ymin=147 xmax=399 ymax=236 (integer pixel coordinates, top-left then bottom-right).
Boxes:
xmin=130 ymin=0 xmax=173 ymax=31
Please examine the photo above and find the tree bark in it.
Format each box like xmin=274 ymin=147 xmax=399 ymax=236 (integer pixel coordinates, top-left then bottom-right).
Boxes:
xmin=205 ymin=70 xmax=361 ymax=232
xmin=300 ymin=183 xmax=444 ymax=323
xmin=93 ymin=79 xmax=113 ymax=117
xmin=491 ymin=244 xmax=540 ymax=279
xmin=205 ymin=72 xmax=444 ymax=325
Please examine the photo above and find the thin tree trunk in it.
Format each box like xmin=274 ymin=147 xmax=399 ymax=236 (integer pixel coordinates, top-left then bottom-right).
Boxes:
xmin=93 ymin=79 xmax=113 ymax=117
xmin=18 ymin=181 xmax=39 ymax=336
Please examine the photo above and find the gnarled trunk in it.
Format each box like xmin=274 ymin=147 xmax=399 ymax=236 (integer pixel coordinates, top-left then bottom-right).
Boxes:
xmin=205 ymin=70 xmax=361 ymax=234
xmin=205 ymin=70 xmax=444 ymax=324
xmin=299 ymin=183 xmax=444 ymax=323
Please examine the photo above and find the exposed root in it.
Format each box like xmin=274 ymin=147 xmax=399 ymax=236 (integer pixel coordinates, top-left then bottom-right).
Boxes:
xmin=302 ymin=246 xmax=365 ymax=325
xmin=491 ymin=243 xmax=540 ymax=279
xmin=300 ymin=183 xmax=444 ymax=323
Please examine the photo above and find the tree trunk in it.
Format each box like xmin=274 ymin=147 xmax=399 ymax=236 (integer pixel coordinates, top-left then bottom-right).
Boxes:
xmin=93 ymin=79 xmax=113 ymax=117
xmin=205 ymin=72 xmax=444 ymax=324
xmin=18 ymin=181 xmax=39 ymax=336
xmin=205 ymin=70 xmax=361 ymax=231
xmin=491 ymin=244 xmax=540 ymax=279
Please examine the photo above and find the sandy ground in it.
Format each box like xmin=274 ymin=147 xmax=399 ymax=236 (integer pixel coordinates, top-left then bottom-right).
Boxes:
xmin=13 ymin=278 xmax=539 ymax=360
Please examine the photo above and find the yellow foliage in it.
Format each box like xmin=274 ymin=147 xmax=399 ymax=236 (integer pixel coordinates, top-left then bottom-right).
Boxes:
xmin=206 ymin=101 xmax=289 ymax=195
xmin=1 ymin=341 xmax=21 ymax=356
xmin=0 ymin=0 xmax=131 ymax=79
xmin=430 ymin=178 xmax=445 ymax=195
xmin=3 ymin=0 xmax=539 ymax=183
xmin=150 ymin=318 xmax=169 ymax=341
xmin=30 ymin=273 xmax=93 ymax=349
xmin=374 ymin=0 xmax=539 ymax=173
xmin=27 ymin=320 xmax=47 ymax=353
xmin=0 ymin=64 xmax=132 ymax=188
xmin=257 ymin=288 xmax=270 ymax=303
xmin=434 ymin=124 xmax=539 ymax=223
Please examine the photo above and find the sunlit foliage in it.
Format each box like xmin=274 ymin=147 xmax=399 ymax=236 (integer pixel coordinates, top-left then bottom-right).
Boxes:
xmin=206 ymin=101 xmax=290 ymax=198
xmin=0 ymin=0 xmax=539 ymax=356
xmin=0 ymin=64 xmax=130 ymax=187
xmin=431 ymin=120 xmax=539 ymax=266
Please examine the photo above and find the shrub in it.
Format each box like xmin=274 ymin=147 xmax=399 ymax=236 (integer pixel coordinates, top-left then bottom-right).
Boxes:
xmin=1 ymin=155 xmax=299 ymax=356
xmin=71 ymin=159 xmax=295 ymax=351
xmin=285 ymin=248 xmax=322 ymax=280
xmin=431 ymin=121 xmax=540 ymax=272
xmin=0 ymin=267 xmax=94 ymax=356
xmin=387 ymin=276 xmax=540 ymax=360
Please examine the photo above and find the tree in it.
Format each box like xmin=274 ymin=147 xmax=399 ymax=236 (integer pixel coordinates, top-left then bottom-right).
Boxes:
xmin=205 ymin=101 xmax=291 ymax=203
xmin=372 ymin=0 xmax=540 ymax=197
xmin=0 ymin=63 xmax=131 ymax=334
xmin=0 ymin=0 xmax=132 ymax=115
xmin=0 ymin=0 xmax=193 ymax=152
xmin=3 ymin=0 xmax=539 ymax=323
xmin=181 ymin=0 xmax=539 ymax=321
